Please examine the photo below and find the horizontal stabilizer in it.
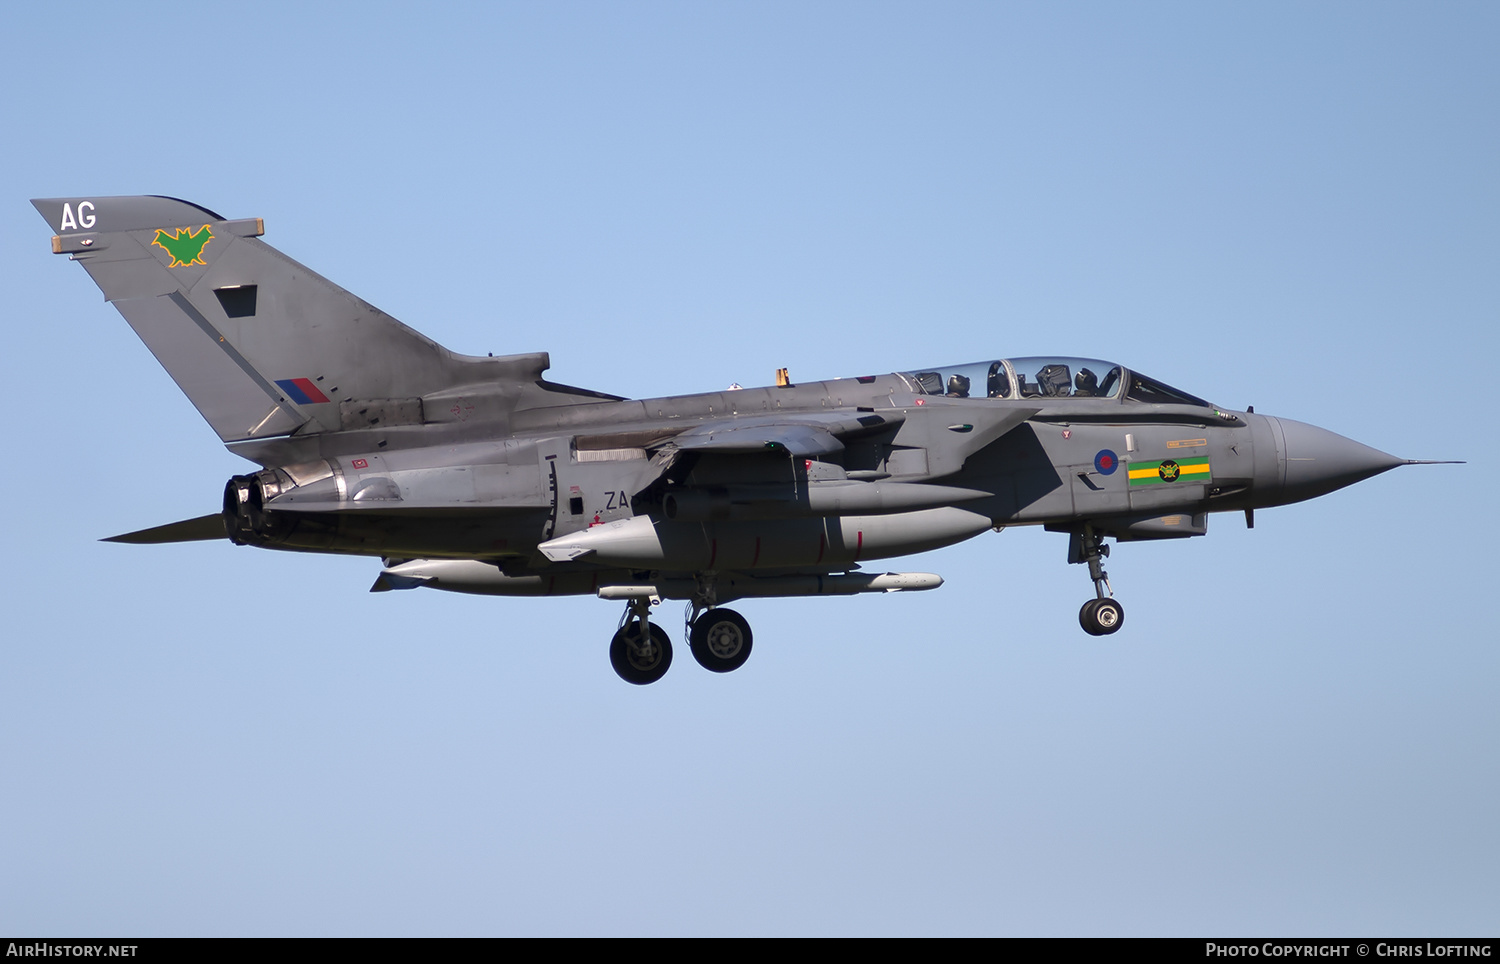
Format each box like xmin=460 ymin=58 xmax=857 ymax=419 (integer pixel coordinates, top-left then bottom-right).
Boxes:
xmin=103 ymin=514 xmax=227 ymax=544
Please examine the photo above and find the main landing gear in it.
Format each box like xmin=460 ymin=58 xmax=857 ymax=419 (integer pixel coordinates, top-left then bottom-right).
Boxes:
xmin=607 ymin=590 xmax=755 ymax=684
xmin=689 ymin=606 xmax=753 ymax=673
xmin=610 ymin=596 xmax=672 ymax=685
xmin=1072 ymin=524 xmax=1125 ymax=637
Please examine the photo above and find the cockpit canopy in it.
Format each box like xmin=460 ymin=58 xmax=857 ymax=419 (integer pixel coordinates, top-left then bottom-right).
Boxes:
xmin=896 ymin=357 xmax=1210 ymax=407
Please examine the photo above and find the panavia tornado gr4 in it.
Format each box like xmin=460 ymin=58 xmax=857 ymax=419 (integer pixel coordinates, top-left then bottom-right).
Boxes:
xmin=33 ymin=196 xmax=1450 ymax=684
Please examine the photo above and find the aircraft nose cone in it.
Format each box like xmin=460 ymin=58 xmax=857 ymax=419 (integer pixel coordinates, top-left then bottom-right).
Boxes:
xmin=1272 ymin=417 xmax=1404 ymax=503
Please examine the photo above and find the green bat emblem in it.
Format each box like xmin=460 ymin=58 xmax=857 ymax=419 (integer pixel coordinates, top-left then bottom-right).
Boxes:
xmin=151 ymin=224 xmax=214 ymax=267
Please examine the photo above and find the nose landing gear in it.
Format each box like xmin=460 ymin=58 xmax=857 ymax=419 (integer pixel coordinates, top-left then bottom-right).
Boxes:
xmin=1072 ymin=524 xmax=1125 ymax=636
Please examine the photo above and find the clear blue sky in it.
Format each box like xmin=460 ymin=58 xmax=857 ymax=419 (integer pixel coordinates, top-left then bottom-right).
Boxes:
xmin=2 ymin=2 xmax=1495 ymax=936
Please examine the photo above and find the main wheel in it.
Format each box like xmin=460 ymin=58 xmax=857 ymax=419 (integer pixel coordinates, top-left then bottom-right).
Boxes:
xmin=610 ymin=620 xmax=673 ymax=684
xmin=690 ymin=607 xmax=753 ymax=673
xmin=1079 ymin=597 xmax=1125 ymax=636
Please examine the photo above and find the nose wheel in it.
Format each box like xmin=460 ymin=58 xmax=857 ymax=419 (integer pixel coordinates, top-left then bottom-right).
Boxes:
xmin=1079 ymin=597 xmax=1125 ymax=635
xmin=1072 ymin=524 xmax=1125 ymax=636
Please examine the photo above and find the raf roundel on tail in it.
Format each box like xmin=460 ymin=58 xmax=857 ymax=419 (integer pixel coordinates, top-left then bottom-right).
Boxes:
xmin=33 ymin=195 xmax=1461 ymax=684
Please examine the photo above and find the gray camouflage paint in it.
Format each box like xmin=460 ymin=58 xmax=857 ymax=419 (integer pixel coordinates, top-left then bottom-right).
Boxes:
xmin=35 ymin=196 xmax=1422 ymax=663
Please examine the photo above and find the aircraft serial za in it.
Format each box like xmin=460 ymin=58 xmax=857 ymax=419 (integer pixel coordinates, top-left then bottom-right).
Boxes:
xmin=34 ymin=196 xmax=1448 ymax=684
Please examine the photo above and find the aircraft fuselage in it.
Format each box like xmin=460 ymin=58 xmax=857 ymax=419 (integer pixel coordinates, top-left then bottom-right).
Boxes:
xmin=220 ymin=372 xmax=1386 ymax=575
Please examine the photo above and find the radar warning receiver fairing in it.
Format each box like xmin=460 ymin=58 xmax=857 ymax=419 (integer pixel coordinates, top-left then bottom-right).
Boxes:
xmin=33 ymin=196 xmax=1455 ymax=684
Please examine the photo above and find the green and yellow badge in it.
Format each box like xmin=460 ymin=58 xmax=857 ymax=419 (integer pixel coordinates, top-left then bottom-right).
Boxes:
xmin=151 ymin=224 xmax=214 ymax=267
xmin=1128 ymin=456 xmax=1210 ymax=486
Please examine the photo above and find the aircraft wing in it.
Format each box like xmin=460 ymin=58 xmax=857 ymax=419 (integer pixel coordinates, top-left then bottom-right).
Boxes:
xmin=654 ymin=403 xmax=1042 ymax=488
xmin=667 ymin=411 xmax=903 ymax=458
xmin=894 ymin=400 xmax=1042 ymax=477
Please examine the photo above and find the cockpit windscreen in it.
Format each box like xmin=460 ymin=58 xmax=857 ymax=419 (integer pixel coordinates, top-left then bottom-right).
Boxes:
xmin=896 ymin=358 xmax=1212 ymax=407
xmin=900 ymin=358 xmax=1123 ymax=400
xmin=1123 ymin=371 xmax=1210 ymax=407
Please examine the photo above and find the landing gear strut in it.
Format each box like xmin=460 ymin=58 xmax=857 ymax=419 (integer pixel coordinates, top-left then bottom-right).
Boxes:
xmin=609 ymin=596 xmax=672 ymax=685
xmin=1072 ymin=524 xmax=1125 ymax=636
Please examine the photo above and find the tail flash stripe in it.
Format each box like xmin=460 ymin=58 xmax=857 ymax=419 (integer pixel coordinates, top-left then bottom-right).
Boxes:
xmin=275 ymin=378 xmax=330 ymax=405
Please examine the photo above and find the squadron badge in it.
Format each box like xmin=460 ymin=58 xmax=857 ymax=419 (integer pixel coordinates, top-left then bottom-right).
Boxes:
xmin=151 ymin=224 xmax=214 ymax=267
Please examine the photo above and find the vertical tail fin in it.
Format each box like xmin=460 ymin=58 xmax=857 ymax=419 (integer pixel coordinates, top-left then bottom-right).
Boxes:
xmin=34 ymin=196 xmax=514 ymax=442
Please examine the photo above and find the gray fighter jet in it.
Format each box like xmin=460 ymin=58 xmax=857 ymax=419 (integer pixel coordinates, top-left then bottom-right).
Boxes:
xmin=33 ymin=195 xmax=1450 ymax=684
